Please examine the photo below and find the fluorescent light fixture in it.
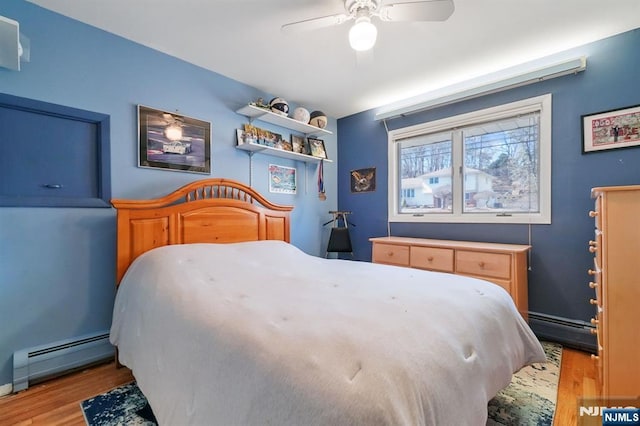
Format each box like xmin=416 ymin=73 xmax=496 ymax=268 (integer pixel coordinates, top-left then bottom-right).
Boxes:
xmin=375 ymin=56 xmax=587 ymax=120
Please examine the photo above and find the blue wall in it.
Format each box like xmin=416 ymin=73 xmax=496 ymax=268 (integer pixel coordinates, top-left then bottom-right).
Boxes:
xmin=337 ymin=28 xmax=640 ymax=332
xmin=0 ymin=0 xmax=337 ymax=386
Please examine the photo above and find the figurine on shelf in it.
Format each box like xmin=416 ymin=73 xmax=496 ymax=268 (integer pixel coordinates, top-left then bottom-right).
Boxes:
xmin=249 ymin=97 xmax=270 ymax=110
xmin=243 ymin=124 xmax=258 ymax=144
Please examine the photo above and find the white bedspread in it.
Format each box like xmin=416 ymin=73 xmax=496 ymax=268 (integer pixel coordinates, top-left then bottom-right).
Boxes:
xmin=110 ymin=240 xmax=545 ymax=426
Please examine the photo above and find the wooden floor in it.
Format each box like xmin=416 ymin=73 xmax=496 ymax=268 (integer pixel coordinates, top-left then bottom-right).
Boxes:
xmin=0 ymin=347 xmax=596 ymax=426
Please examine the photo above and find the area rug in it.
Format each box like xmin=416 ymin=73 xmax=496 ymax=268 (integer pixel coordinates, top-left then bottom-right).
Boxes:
xmin=81 ymin=382 xmax=157 ymax=426
xmin=487 ymin=341 xmax=562 ymax=425
xmin=82 ymin=341 xmax=561 ymax=426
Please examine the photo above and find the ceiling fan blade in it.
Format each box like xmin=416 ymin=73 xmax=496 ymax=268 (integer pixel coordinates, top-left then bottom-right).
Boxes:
xmin=281 ymin=13 xmax=351 ymax=33
xmin=378 ymin=0 xmax=454 ymax=22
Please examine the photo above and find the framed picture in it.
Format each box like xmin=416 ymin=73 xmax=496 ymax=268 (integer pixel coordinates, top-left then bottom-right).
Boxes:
xmin=268 ymin=164 xmax=297 ymax=194
xmin=350 ymin=167 xmax=376 ymax=193
xmin=138 ymin=105 xmax=211 ymax=174
xmin=291 ymin=134 xmax=305 ymax=154
xmin=236 ymin=128 xmax=245 ymax=146
xmin=582 ymin=104 xmax=640 ymax=153
xmin=307 ymin=137 xmax=328 ymax=159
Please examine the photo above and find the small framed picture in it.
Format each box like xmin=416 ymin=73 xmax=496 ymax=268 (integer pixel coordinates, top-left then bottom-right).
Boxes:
xmin=582 ymin=104 xmax=640 ymax=153
xmin=350 ymin=167 xmax=376 ymax=193
xmin=291 ymin=134 xmax=305 ymax=154
xmin=269 ymin=164 xmax=297 ymax=194
xmin=236 ymin=129 xmax=245 ymax=146
xmin=307 ymin=137 xmax=328 ymax=159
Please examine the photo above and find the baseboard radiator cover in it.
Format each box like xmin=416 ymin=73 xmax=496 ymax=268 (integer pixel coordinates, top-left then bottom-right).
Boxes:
xmin=528 ymin=311 xmax=597 ymax=353
xmin=13 ymin=330 xmax=114 ymax=392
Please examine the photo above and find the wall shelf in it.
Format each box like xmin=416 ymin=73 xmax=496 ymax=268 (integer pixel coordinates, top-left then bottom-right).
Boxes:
xmin=236 ymin=104 xmax=332 ymax=136
xmin=236 ymin=142 xmax=332 ymax=163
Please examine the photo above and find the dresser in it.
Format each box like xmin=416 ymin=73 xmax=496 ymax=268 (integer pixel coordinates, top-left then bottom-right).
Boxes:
xmin=588 ymin=185 xmax=640 ymax=399
xmin=369 ymin=237 xmax=530 ymax=320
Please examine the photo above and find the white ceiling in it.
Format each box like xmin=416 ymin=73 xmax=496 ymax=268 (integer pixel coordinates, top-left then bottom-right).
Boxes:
xmin=26 ymin=0 xmax=640 ymax=118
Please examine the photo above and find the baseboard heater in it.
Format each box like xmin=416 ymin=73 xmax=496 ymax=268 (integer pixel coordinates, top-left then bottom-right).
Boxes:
xmin=13 ymin=330 xmax=114 ymax=392
xmin=528 ymin=311 xmax=597 ymax=353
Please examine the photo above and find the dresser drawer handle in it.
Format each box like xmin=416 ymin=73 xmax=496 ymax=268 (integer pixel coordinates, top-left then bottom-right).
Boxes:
xmin=591 ymin=354 xmax=599 ymax=361
xmin=589 ymin=281 xmax=598 ymax=289
xmin=590 ymin=317 xmax=599 ymax=325
xmin=386 ymin=252 xmax=394 ymax=257
xmin=590 ymin=328 xmax=598 ymax=335
xmin=587 ymin=269 xmax=596 ymax=276
xmin=478 ymin=261 xmax=485 ymax=268
xmin=589 ymin=298 xmax=598 ymax=305
xmin=588 ymin=246 xmax=597 ymax=253
xmin=427 ymin=256 xmax=434 ymax=262
xmin=589 ymin=210 xmax=598 ymax=218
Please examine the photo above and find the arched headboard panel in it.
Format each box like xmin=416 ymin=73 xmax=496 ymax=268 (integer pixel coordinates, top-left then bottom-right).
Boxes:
xmin=111 ymin=178 xmax=293 ymax=284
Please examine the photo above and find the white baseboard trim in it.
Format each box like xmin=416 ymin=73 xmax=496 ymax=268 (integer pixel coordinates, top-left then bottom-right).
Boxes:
xmin=0 ymin=383 xmax=13 ymax=396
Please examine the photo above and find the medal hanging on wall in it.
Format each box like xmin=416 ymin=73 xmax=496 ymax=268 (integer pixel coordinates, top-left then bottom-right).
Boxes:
xmin=318 ymin=159 xmax=326 ymax=201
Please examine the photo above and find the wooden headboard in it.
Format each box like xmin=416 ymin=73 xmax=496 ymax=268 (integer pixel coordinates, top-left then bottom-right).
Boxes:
xmin=111 ymin=178 xmax=293 ymax=285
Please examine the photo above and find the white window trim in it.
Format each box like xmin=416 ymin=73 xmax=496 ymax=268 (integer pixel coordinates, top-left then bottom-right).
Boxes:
xmin=388 ymin=94 xmax=552 ymax=224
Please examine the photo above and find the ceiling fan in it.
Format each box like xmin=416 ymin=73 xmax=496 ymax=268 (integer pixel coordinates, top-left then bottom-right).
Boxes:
xmin=281 ymin=0 xmax=455 ymax=51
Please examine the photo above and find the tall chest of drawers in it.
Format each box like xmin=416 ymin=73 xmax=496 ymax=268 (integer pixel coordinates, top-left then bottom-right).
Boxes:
xmin=369 ymin=237 xmax=530 ymax=320
xmin=589 ymin=185 xmax=640 ymax=398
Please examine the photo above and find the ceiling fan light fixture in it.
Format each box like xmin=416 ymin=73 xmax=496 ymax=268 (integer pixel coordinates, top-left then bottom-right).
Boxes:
xmin=348 ymin=16 xmax=377 ymax=51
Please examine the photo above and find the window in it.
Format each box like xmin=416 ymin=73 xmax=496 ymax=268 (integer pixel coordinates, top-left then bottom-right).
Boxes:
xmin=388 ymin=94 xmax=551 ymax=224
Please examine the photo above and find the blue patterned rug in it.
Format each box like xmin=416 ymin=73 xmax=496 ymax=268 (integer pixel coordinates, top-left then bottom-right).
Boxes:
xmin=82 ymin=342 xmax=561 ymax=426
xmin=487 ymin=341 xmax=562 ymax=425
xmin=81 ymin=382 xmax=157 ymax=426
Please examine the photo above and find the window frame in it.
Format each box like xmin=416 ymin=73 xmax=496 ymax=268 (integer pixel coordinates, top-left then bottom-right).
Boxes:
xmin=387 ymin=94 xmax=552 ymax=224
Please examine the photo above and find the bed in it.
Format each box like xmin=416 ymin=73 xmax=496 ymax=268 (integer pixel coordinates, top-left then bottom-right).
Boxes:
xmin=110 ymin=178 xmax=546 ymax=425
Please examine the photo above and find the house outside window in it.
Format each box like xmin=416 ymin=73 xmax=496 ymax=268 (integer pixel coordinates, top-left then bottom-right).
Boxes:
xmin=388 ymin=94 xmax=552 ymax=224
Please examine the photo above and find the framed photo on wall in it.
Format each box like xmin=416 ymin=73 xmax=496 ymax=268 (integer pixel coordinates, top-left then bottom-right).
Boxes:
xmin=307 ymin=137 xmax=328 ymax=159
xmin=138 ymin=105 xmax=211 ymax=174
xmin=269 ymin=164 xmax=297 ymax=194
xmin=350 ymin=167 xmax=376 ymax=193
xmin=582 ymin=104 xmax=640 ymax=153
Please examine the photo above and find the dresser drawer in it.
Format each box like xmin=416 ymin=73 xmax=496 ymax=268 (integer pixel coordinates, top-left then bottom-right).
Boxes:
xmin=372 ymin=243 xmax=410 ymax=266
xmin=456 ymin=251 xmax=511 ymax=280
xmin=410 ymin=246 xmax=454 ymax=272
